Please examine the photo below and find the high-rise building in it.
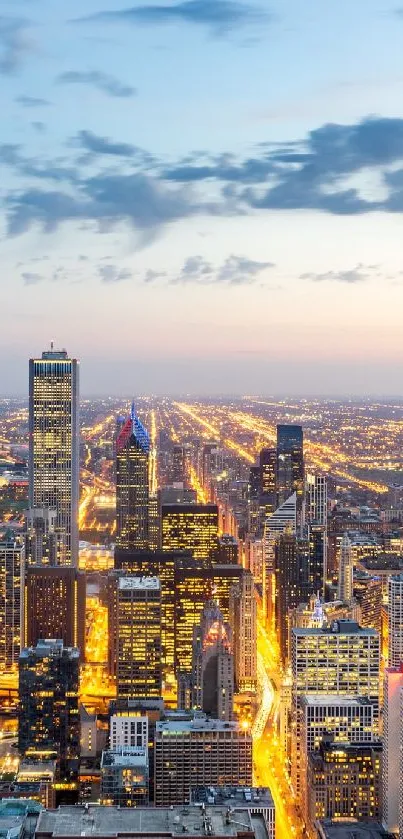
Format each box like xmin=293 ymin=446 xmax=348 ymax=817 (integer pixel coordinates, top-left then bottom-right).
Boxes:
xmin=307 ymin=739 xmax=382 ymax=826
xmin=192 ymin=602 xmax=234 ymax=720
xmin=276 ymin=425 xmax=304 ymax=510
xmin=0 ymin=536 xmax=24 ymax=671
xmin=217 ymin=534 xmax=239 ymax=565
xmin=275 ymin=532 xmax=308 ymax=663
xmin=101 ymin=746 xmax=149 ymax=806
xmin=18 ymin=640 xmax=80 ymax=789
xmin=109 ymin=576 xmax=162 ymax=699
xmin=212 ymin=563 xmax=245 ymax=622
xmin=291 ymin=621 xmax=380 ymax=797
xmin=25 ymin=508 xmax=59 ymax=567
xmin=116 ymin=404 xmax=150 ymax=551
xmin=161 ymin=503 xmax=219 ymax=564
xmin=29 ymin=348 xmax=79 ymax=566
xmin=308 ymin=524 xmax=327 ymax=597
xmin=24 ymin=566 xmax=85 ymax=655
xmin=154 ymin=714 xmax=252 ymax=806
xmin=174 ymin=557 xmax=213 ymax=673
xmin=388 ymin=574 xmax=403 ymax=668
xmin=263 ymin=492 xmax=296 ymax=621
xmin=382 ymin=664 xmax=403 ymax=833
xmin=248 ymin=466 xmax=261 ymax=501
xmin=338 ymin=533 xmax=353 ymax=604
xmin=304 ymin=473 xmax=327 ymax=526
xmin=259 ymin=447 xmax=277 ymax=505
xmin=148 ymin=495 xmax=159 ymax=551
xmin=229 ymin=570 xmax=257 ymax=694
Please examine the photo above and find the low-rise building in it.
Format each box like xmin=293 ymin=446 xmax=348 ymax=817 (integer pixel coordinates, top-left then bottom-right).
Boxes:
xmin=100 ymin=746 xmax=148 ymax=807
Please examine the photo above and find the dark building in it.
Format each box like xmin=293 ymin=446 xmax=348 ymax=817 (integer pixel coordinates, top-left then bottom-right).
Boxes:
xmin=307 ymin=524 xmax=327 ymax=598
xmin=275 ymin=532 xmax=308 ymax=662
xmin=217 ymin=534 xmax=239 ymax=565
xmin=24 ymin=566 xmax=86 ymax=655
xmin=161 ymin=504 xmax=219 ymax=564
xmin=116 ymin=404 xmax=150 ymax=551
xmin=276 ymin=424 xmax=304 ymax=510
xmin=18 ymin=640 xmax=80 ymax=797
xmin=354 ymin=574 xmax=382 ymax=633
xmin=248 ymin=466 xmax=261 ymax=500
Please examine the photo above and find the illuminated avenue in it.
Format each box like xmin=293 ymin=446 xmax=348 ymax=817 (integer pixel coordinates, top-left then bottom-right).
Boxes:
xmin=1 ymin=395 xmax=402 ymax=834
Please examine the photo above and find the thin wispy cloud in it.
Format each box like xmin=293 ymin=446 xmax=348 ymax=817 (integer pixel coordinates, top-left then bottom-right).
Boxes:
xmin=57 ymin=70 xmax=136 ymax=98
xmin=16 ymin=95 xmax=50 ymax=108
xmin=0 ymin=16 xmax=33 ymax=74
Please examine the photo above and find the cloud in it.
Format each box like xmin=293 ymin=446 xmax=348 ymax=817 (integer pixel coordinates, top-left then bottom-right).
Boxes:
xmin=5 ymin=172 xmax=196 ymax=236
xmin=98 ymin=264 xmax=132 ymax=283
xmin=16 ymin=95 xmax=50 ymax=108
xmin=56 ymin=70 xmax=136 ymax=98
xmin=76 ymin=0 xmax=267 ymax=36
xmin=0 ymin=143 xmax=77 ymax=183
xmin=21 ymin=271 xmax=42 ymax=285
xmin=163 ymin=254 xmax=274 ymax=285
xmin=300 ymin=264 xmax=373 ymax=284
xmin=144 ymin=269 xmax=167 ymax=283
xmin=0 ymin=16 xmax=32 ymax=73
xmin=75 ymin=130 xmax=138 ymax=158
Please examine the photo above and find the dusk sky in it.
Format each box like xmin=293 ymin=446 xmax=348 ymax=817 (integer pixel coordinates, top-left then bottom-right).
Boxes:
xmin=2 ymin=0 xmax=403 ymax=395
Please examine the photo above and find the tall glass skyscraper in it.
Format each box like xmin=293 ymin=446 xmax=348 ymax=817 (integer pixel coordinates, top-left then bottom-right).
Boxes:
xmin=276 ymin=424 xmax=304 ymax=509
xmin=116 ymin=403 xmax=150 ymax=550
xmin=29 ymin=348 xmax=79 ymax=567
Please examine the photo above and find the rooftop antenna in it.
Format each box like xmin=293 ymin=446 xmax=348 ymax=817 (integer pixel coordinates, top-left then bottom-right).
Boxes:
xmin=50 ymin=340 xmax=54 ymax=351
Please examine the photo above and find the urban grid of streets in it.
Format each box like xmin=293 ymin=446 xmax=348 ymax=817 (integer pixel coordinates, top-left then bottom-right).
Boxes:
xmin=1 ymin=395 xmax=403 ymax=836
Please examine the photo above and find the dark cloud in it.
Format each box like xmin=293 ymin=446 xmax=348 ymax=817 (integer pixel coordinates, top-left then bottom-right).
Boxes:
xmin=5 ymin=173 xmax=196 ymax=236
xmin=16 ymin=95 xmax=50 ymax=108
xmin=300 ymin=265 xmax=372 ymax=284
xmin=75 ymin=130 xmax=138 ymax=158
xmin=0 ymin=16 xmax=32 ymax=73
xmin=76 ymin=0 xmax=267 ymax=36
xmin=98 ymin=264 xmax=132 ymax=283
xmin=57 ymin=70 xmax=136 ymax=98
xmin=21 ymin=271 xmax=42 ymax=285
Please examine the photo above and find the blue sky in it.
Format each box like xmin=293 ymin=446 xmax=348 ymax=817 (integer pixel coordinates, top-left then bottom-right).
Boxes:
xmin=2 ymin=0 xmax=403 ymax=395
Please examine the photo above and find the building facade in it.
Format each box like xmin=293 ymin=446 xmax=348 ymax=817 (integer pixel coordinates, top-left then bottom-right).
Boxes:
xmin=116 ymin=404 xmax=150 ymax=551
xmin=24 ymin=566 xmax=85 ymax=655
xmin=0 ymin=537 xmax=24 ymax=671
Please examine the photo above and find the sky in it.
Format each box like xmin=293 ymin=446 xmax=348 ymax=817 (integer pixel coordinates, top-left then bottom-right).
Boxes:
xmin=1 ymin=0 xmax=403 ymax=395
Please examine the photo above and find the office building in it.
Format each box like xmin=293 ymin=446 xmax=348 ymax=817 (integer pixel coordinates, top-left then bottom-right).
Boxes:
xmin=148 ymin=495 xmax=159 ymax=551
xmin=259 ymin=447 xmax=277 ymax=497
xmin=101 ymin=746 xmax=149 ymax=806
xmin=109 ymin=576 xmax=162 ymax=699
xmin=29 ymin=348 xmax=79 ymax=566
xmin=304 ymin=473 xmax=327 ymax=526
xmin=159 ymin=486 xmax=197 ymax=506
xmin=116 ymin=403 xmax=150 ymax=551
xmin=338 ymin=534 xmax=353 ymax=604
xmin=110 ymin=714 xmax=148 ymax=750
xmin=192 ymin=602 xmax=234 ymax=720
xmin=25 ymin=507 xmax=59 ymax=567
xmin=174 ymin=557 xmax=213 ymax=673
xmin=229 ymin=570 xmax=257 ymax=693
xmin=307 ymin=738 xmax=382 ymax=826
xmin=387 ymin=574 xmax=403 ymax=667
xmin=354 ymin=574 xmax=382 ymax=633
xmin=18 ymin=640 xmax=80 ymax=788
xmin=24 ymin=566 xmax=85 ymax=655
xmin=263 ymin=491 xmax=296 ymax=621
xmin=35 ymin=803 xmax=275 ymax=839
xmin=276 ymin=424 xmax=304 ymax=509
xmin=308 ymin=524 xmax=327 ymax=597
xmin=382 ymin=664 xmax=403 ymax=833
xmin=218 ymin=534 xmax=239 ymax=565
xmin=248 ymin=465 xmax=261 ymax=501
xmin=212 ymin=563 xmax=245 ymax=621
xmin=161 ymin=503 xmax=218 ymax=564
xmin=291 ymin=621 xmax=380 ymax=797
xmin=275 ymin=532 xmax=308 ymax=663
xmin=0 ymin=536 xmax=24 ymax=671
xmin=154 ymin=713 xmax=252 ymax=805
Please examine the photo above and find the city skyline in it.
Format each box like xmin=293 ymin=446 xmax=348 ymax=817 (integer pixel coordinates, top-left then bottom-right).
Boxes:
xmin=1 ymin=1 xmax=403 ymax=393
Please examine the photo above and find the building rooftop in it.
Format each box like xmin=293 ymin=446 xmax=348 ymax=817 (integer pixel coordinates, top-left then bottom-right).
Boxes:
xmin=118 ymin=576 xmax=160 ymax=591
xmin=300 ymin=695 xmax=373 ymax=707
xmin=19 ymin=640 xmax=80 ymax=660
xmin=316 ymin=821 xmax=394 ymax=839
xmin=293 ymin=620 xmax=377 ymax=636
xmin=192 ymin=786 xmax=274 ymax=809
xmin=101 ymin=747 xmax=148 ymax=768
xmin=36 ymin=805 xmax=269 ymax=839
xmin=156 ymin=714 xmax=244 ymax=734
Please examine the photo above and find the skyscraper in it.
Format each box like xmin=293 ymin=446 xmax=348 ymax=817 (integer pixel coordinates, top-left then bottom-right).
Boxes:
xmin=275 ymin=531 xmax=308 ymax=663
xmin=304 ymin=473 xmax=327 ymax=526
xmin=109 ymin=576 xmax=162 ymax=699
xmin=276 ymin=424 xmax=304 ymax=510
xmin=29 ymin=348 xmax=79 ymax=566
xmin=161 ymin=503 xmax=218 ymax=564
xmin=192 ymin=601 xmax=234 ymax=720
xmin=307 ymin=524 xmax=327 ymax=597
xmin=338 ymin=534 xmax=353 ymax=604
xmin=24 ymin=566 xmax=85 ymax=655
xmin=229 ymin=570 xmax=257 ymax=694
xmin=387 ymin=574 xmax=403 ymax=668
xmin=116 ymin=404 xmax=150 ymax=551
xmin=259 ymin=447 xmax=277 ymax=499
xmin=18 ymin=640 xmax=80 ymax=790
xmin=0 ymin=536 xmax=24 ymax=671
xmin=382 ymin=664 xmax=403 ymax=833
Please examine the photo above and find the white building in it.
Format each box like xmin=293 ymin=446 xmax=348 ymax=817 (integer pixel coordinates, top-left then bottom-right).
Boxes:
xmin=388 ymin=574 xmax=403 ymax=668
xmin=110 ymin=714 xmax=148 ymax=750
xmin=304 ymin=473 xmax=327 ymax=526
